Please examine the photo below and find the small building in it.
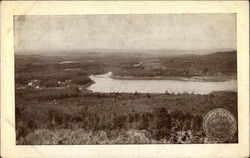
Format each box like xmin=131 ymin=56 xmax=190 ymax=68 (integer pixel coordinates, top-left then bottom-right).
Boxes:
xmin=35 ymin=85 xmax=41 ymax=89
xmin=27 ymin=79 xmax=40 ymax=88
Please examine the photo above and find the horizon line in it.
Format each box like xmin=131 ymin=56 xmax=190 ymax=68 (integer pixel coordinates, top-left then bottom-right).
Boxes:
xmin=15 ymin=48 xmax=237 ymax=54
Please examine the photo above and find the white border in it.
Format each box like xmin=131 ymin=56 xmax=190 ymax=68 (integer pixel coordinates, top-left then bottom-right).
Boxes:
xmin=1 ymin=1 xmax=249 ymax=158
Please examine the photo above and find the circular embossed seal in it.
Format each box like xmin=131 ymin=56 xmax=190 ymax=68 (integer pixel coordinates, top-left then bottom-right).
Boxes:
xmin=203 ymin=108 xmax=237 ymax=142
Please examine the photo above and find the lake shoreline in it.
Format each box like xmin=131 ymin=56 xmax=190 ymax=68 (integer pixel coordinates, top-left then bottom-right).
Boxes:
xmin=111 ymin=74 xmax=236 ymax=82
xmin=87 ymin=72 xmax=237 ymax=94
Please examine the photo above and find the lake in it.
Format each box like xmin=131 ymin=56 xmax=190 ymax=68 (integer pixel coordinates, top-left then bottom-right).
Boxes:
xmin=87 ymin=72 xmax=237 ymax=94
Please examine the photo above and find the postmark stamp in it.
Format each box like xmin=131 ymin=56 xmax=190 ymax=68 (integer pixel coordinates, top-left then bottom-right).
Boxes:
xmin=203 ymin=108 xmax=237 ymax=142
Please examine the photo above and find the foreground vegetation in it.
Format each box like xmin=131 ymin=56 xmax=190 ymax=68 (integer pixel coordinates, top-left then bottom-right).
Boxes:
xmin=16 ymin=90 xmax=237 ymax=144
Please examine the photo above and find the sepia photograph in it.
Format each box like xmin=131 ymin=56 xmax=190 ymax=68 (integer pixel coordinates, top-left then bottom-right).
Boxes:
xmin=1 ymin=1 xmax=249 ymax=158
xmin=14 ymin=14 xmax=238 ymax=145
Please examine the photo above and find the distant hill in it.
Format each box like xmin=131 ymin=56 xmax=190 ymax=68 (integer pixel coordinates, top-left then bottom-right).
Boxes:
xmin=205 ymin=51 xmax=237 ymax=58
xmin=16 ymin=49 xmax=237 ymax=57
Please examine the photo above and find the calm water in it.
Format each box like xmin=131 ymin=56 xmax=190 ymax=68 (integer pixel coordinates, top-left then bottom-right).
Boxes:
xmin=87 ymin=72 xmax=237 ymax=94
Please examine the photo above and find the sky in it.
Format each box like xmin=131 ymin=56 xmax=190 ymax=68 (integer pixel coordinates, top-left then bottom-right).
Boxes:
xmin=14 ymin=14 xmax=236 ymax=55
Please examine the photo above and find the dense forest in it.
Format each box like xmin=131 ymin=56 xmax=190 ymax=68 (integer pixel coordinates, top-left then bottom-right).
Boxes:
xmin=16 ymin=89 xmax=237 ymax=144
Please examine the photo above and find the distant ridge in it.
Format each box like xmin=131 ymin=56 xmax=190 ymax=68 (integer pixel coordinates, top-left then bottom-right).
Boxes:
xmin=15 ymin=49 xmax=236 ymax=57
xmin=204 ymin=50 xmax=237 ymax=57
